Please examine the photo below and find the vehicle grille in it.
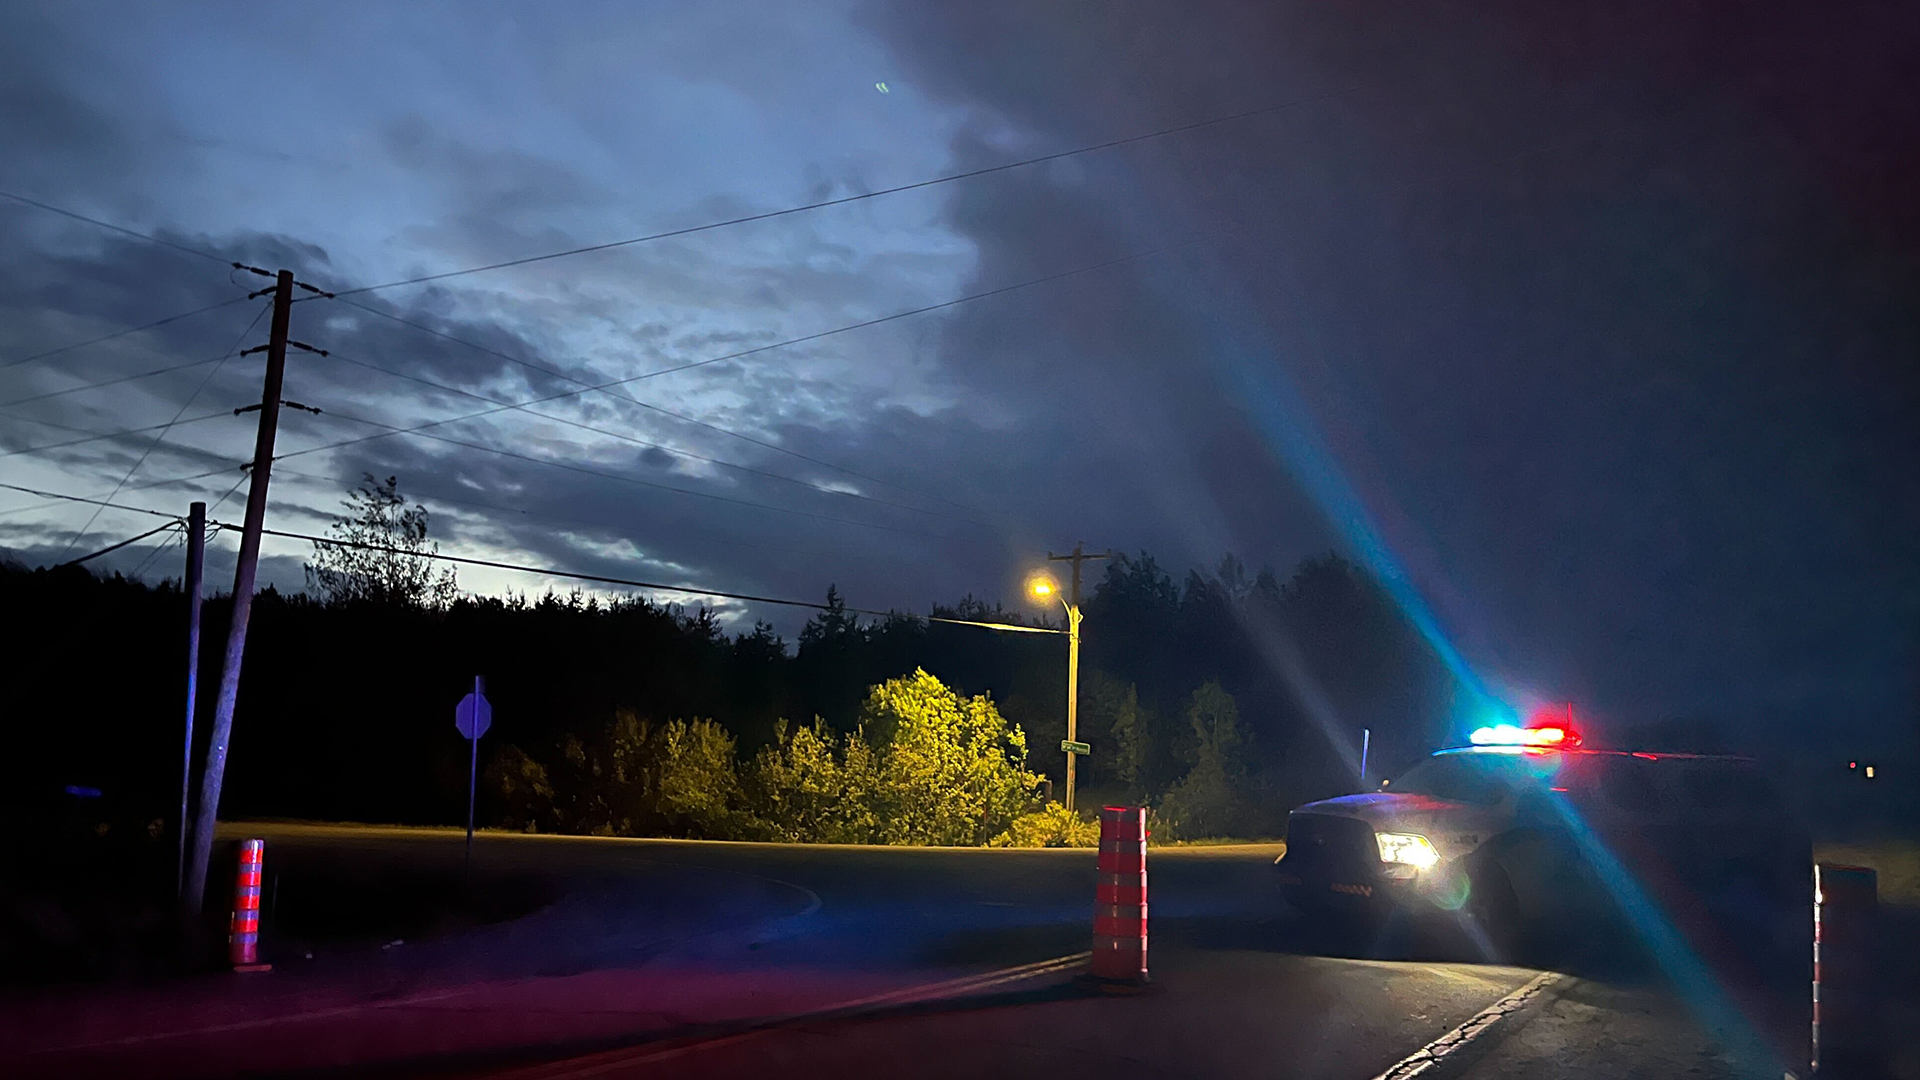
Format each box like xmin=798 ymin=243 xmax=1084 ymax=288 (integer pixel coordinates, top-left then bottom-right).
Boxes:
xmin=1283 ymin=813 xmax=1379 ymax=882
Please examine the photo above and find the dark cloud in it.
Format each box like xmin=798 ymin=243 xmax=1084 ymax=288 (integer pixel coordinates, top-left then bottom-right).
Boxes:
xmin=859 ymin=0 xmax=1920 ymax=740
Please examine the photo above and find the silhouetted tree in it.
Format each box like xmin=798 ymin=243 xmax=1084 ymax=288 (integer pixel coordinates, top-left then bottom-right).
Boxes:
xmin=304 ymin=474 xmax=457 ymax=607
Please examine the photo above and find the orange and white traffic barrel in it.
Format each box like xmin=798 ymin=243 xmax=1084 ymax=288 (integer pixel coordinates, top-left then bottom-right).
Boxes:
xmin=1091 ymin=805 xmax=1148 ymax=986
xmin=1811 ymin=863 xmax=1877 ymax=1075
xmin=229 ymin=838 xmax=272 ymax=972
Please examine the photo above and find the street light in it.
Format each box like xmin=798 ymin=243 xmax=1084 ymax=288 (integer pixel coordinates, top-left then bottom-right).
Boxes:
xmin=1027 ymin=544 xmax=1110 ymax=811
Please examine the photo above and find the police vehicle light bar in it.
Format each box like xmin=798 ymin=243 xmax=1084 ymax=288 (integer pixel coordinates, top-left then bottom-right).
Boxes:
xmin=1468 ymin=720 xmax=1580 ymax=748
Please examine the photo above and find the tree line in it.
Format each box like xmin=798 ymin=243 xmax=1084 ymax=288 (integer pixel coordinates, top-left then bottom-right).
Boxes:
xmin=5 ymin=478 xmax=1457 ymax=845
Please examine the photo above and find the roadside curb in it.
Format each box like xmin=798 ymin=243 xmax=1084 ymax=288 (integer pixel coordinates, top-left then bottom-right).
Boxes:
xmin=1368 ymin=970 xmax=1568 ymax=1080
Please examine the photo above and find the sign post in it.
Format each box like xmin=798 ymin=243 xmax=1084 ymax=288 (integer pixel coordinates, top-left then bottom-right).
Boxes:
xmin=454 ymin=676 xmax=492 ymax=874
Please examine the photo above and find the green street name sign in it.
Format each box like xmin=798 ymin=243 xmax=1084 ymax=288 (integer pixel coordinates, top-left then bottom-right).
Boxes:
xmin=1061 ymin=740 xmax=1091 ymax=755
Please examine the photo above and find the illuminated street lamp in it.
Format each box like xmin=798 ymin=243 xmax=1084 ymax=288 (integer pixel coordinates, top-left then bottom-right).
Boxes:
xmin=1028 ymin=544 xmax=1110 ymax=811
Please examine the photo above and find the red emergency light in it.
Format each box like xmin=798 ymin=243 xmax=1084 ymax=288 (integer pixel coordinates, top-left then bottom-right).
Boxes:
xmin=1469 ymin=705 xmax=1583 ymax=749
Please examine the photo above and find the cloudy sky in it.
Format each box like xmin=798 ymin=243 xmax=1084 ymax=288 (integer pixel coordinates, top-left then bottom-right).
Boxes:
xmin=3 ymin=1 xmax=1915 ymax=750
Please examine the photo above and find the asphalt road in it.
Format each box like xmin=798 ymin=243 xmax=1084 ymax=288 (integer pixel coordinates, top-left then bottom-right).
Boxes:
xmin=1 ymin=823 xmax=1811 ymax=1080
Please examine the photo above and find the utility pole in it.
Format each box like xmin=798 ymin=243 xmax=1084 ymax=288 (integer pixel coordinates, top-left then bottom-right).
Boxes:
xmin=177 ymin=500 xmax=206 ymax=900
xmin=1048 ymin=543 xmax=1111 ymax=812
xmin=186 ymin=270 xmax=293 ymax=912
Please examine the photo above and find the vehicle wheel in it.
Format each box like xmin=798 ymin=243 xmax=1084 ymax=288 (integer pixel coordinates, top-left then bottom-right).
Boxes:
xmin=1462 ymin=863 xmax=1523 ymax=962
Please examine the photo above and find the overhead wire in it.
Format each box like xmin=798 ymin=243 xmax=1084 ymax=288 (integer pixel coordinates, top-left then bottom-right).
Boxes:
xmin=0 ymin=480 xmax=193 ymax=521
xmin=332 ymin=296 xmax=988 ymax=517
xmin=1 ymin=235 xmax=1189 ymax=534
xmin=4 ymin=79 xmax=1629 ymax=573
xmin=56 ymin=519 xmax=182 ymax=568
xmin=54 ymin=299 xmax=271 ymax=559
xmin=0 ymin=295 xmax=253 ymax=372
xmin=0 ymin=457 xmax=252 ymax=520
xmin=6 ymin=107 xmax=1630 ymax=546
xmin=310 ymin=112 xmax=1643 ymax=541
xmin=1 ymin=236 xmax=1180 ymax=539
xmin=127 ymin=523 xmax=188 ymax=579
xmin=242 ymin=239 xmax=1190 ymax=495
xmin=324 ymin=80 xmax=1371 ymax=297
xmin=216 ymin=519 xmax=1061 ymax=634
xmin=209 ymin=468 xmax=252 ymax=516
xmin=319 ymin=346 xmax=986 ymax=525
xmin=0 ymin=351 xmax=239 ymax=410
xmin=312 ymin=404 xmax=956 ymax=539
xmin=0 ymin=408 xmax=236 ymax=460
xmin=0 ymin=188 xmax=232 ymax=266
xmin=0 ymin=476 xmax=1052 ymax=632
xmin=1 ymin=79 xmax=1370 ymax=539
xmin=268 ymin=464 xmax=917 ymax=564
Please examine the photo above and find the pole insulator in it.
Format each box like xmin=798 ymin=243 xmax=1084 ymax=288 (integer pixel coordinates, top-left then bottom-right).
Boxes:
xmin=1811 ymin=863 xmax=1877 ymax=1075
xmin=228 ymin=838 xmax=272 ymax=972
xmin=1089 ymin=806 xmax=1148 ymax=987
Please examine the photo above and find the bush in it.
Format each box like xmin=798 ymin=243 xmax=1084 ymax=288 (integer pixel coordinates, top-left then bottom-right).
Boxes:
xmin=486 ymin=744 xmax=556 ymax=832
xmin=863 ymin=669 xmax=1044 ymax=845
xmin=744 ymin=719 xmax=883 ymax=844
xmin=991 ymin=803 xmax=1098 ymax=847
xmin=646 ymin=717 xmax=744 ymax=838
xmin=484 ymin=671 xmax=1049 ymax=846
xmin=531 ymin=710 xmax=747 ymax=839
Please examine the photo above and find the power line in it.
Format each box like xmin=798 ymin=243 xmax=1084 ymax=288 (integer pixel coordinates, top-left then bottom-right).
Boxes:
xmin=209 ymin=468 xmax=251 ymax=516
xmin=6 ymin=111 xmax=1622 ymax=535
xmin=0 ymin=295 xmax=253 ymax=372
xmin=331 ymin=296 xmax=988 ymax=517
xmin=268 ymin=464 xmax=918 ymax=565
xmin=56 ymin=520 xmax=182 ymax=568
xmin=320 ymin=347 xmax=986 ymax=525
xmin=0 ymin=351 xmax=238 ymax=410
xmin=0 ymin=458 xmax=249 ymax=521
xmin=224 ymin=519 xmax=1062 ymax=634
xmin=247 ymin=238 xmax=1187 ymax=494
xmin=0 ymin=480 xmax=192 ymax=521
xmin=0 ymin=408 xmax=235 ymax=460
xmin=312 ymin=404 xmax=956 ymax=539
xmin=5 ymin=236 xmax=1170 ymax=536
xmin=54 ymin=300 xmax=270 ymax=560
xmin=325 ymin=81 xmax=1369 ymax=297
xmin=127 ymin=522 xmax=188 ymax=579
xmin=0 ymin=188 xmax=232 ymax=267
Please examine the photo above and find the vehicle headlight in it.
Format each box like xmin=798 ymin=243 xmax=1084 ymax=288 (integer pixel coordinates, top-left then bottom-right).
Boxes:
xmin=1375 ymin=832 xmax=1440 ymax=869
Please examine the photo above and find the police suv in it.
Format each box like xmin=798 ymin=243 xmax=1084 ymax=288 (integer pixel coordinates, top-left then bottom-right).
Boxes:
xmin=1273 ymin=717 xmax=1809 ymax=964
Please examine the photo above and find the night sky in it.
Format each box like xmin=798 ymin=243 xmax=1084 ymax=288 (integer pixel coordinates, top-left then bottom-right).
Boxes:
xmin=3 ymin=2 xmax=1915 ymax=753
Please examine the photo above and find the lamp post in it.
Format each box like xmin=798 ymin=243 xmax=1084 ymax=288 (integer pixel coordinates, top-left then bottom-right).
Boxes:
xmin=1029 ymin=544 xmax=1110 ymax=811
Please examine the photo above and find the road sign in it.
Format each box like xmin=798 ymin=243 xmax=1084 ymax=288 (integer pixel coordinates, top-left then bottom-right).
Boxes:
xmin=455 ymin=691 xmax=492 ymax=740
xmin=1061 ymin=739 xmax=1090 ymax=756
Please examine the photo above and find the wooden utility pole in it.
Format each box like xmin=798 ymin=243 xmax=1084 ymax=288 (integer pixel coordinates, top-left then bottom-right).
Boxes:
xmin=1048 ymin=543 xmax=1110 ymax=811
xmin=177 ymin=500 xmax=206 ymax=900
xmin=186 ymin=270 xmax=292 ymax=911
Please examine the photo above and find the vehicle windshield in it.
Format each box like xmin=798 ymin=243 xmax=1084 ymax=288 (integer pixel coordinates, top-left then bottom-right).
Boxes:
xmin=1390 ymin=754 xmax=1540 ymax=805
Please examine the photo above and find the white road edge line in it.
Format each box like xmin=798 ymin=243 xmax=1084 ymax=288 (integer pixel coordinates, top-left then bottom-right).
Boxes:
xmin=1368 ymin=970 xmax=1565 ymax=1080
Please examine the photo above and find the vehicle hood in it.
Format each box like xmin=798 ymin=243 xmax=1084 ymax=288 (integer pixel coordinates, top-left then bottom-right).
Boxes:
xmin=1291 ymin=792 xmax=1504 ymax=862
xmin=1293 ymin=792 xmax=1456 ymax=827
